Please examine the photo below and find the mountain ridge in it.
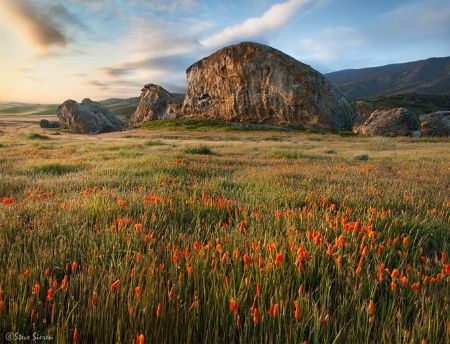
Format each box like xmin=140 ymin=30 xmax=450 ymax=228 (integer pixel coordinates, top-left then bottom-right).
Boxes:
xmin=325 ymin=56 xmax=450 ymax=100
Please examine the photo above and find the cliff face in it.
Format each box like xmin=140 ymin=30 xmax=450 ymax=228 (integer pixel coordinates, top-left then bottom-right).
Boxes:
xmin=181 ymin=42 xmax=355 ymax=130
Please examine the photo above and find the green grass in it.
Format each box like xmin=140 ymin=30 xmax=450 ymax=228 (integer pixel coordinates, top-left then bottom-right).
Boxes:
xmin=26 ymin=133 xmax=51 ymax=140
xmin=184 ymin=144 xmax=215 ymax=155
xmin=0 ymin=126 xmax=449 ymax=343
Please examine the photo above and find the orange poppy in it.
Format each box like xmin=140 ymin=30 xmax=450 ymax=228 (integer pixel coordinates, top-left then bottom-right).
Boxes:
xmin=111 ymin=279 xmax=120 ymax=290
xmin=293 ymin=300 xmax=300 ymax=319
xmin=156 ymin=303 xmax=162 ymax=316
xmin=253 ymin=308 xmax=258 ymax=324
xmin=368 ymin=300 xmax=375 ymax=313
xmin=229 ymin=297 xmax=239 ymax=312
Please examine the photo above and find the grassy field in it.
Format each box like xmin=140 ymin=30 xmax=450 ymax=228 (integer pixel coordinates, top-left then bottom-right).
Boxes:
xmin=0 ymin=117 xmax=449 ymax=343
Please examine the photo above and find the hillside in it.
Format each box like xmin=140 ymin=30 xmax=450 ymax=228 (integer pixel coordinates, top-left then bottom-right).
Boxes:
xmin=352 ymin=93 xmax=450 ymax=117
xmin=325 ymin=57 xmax=450 ymax=100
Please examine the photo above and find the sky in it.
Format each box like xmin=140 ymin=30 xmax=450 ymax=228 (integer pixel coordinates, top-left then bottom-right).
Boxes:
xmin=0 ymin=0 xmax=449 ymax=103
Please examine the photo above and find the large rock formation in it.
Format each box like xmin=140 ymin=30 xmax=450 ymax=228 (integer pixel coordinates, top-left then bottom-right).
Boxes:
xmin=130 ymin=84 xmax=182 ymax=125
xmin=181 ymin=42 xmax=355 ymax=130
xmin=356 ymin=108 xmax=421 ymax=137
xmin=57 ymin=98 xmax=125 ymax=134
xmin=421 ymin=111 xmax=450 ymax=137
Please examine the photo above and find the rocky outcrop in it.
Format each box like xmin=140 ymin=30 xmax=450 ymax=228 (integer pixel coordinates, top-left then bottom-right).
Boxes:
xmin=56 ymin=98 xmax=125 ymax=134
xmin=181 ymin=42 xmax=355 ymax=130
xmin=130 ymin=84 xmax=182 ymax=125
xmin=356 ymin=108 xmax=421 ymax=137
xmin=421 ymin=111 xmax=450 ymax=137
xmin=39 ymin=119 xmax=60 ymax=128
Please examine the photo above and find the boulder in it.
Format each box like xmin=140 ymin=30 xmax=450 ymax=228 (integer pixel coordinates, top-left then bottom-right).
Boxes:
xmin=130 ymin=84 xmax=182 ymax=125
xmin=356 ymin=108 xmax=421 ymax=137
xmin=181 ymin=42 xmax=355 ymax=130
xmin=421 ymin=111 xmax=450 ymax=137
xmin=39 ymin=119 xmax=60 ymax=129
xmin=56 ymin=98 xmax=125 ymax=134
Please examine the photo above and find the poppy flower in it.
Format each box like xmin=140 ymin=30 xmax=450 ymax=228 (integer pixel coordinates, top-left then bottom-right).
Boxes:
xmin=111 ymin=279 xmax=120 ymax=290
xmin=368 ymin=300 xmax=375 ymax=313
xmin=253 ymin=308 xmax=258 ymax=324
xmin=293 ymin=300 xmax=300 ymax=319
xmin=229 ymin=297 xmax=239 ymax=312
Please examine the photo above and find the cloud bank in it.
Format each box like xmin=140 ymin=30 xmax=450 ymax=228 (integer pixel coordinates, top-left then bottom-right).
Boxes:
xmin=201 ymin=0 xmax=311 ymax=48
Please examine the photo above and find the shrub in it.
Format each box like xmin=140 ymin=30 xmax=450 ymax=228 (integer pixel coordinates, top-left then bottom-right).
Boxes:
xmin=184 ymin=145 xmax=214 ymax=155
xmin=354 ymin=153 xmax=369 ymax=160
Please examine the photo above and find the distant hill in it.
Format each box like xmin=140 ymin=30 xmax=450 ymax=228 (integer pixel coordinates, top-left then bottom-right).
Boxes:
xmin=98 ymin=97 xmax=140 ymax=121
xmin=352 ymin=93 xmax=450 ymax=117
xmin=325 ymin=57 xmax=450 ymax=100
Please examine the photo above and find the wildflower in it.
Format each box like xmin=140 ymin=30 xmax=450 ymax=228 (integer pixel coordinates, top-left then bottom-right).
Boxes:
xmin=368 ymin=300 xmax=375 ymax=314
xmin=24 ymin=269 xmax=30 ymax=278
xmin=229 ymin=297 xmax=239 ymax=312
xmin=74 ymin=328 xmax=79 ymax=343
xmin=45 ymin=268 xmax=50 ymax=277
xmin=168 ymin=285 xmax=175 ymax=299
xmin=92 ymin=293 xmax=97 ymax=306
xmin=135 ymin=286 xmax=141 ymax=298
xmin=138 ymin=334 xmax=144 ymax=344
xmin=46 ymin=289 xmax=53 ymax=301
xmin=411 ymin=282 xmax=420 ymax=292
xmin=442 ymin=252 xmax=447 ymax=262
xmin=377 ymin=245 xmax=385 ymax=255
xmin=156 ymin=303 xmax=162 ymax=316
xmin=293 ymin=300 xmax=300 ymax=319
xmin=253 ymin=308 xmax=259 ymax=324
xmin=401 ymin=276 xmax=408 ymax=288
xmin=275 ymin=251 xmax=283 ymax=266
xmin=269 ymin=303 xmax=279 ymax=316
xmin=61 ymin=275 xmax=69 ymax=289
xmin=391 ymin=269 xmax=399 ymax=279
xmin=220 ymin=251 xmax=228 ymax=263
xmin=445 ymin=264 xmax=450 ymax=274
xmin=193 ymin=242 xmax=200 ymax=251
xmin=243 ymin=253 xmax=250 ymax=265
xmin=33 ymin=284 xmax=40 ymax=295
xmin=111 ymin=279 xmax=120 ymax=290
xmin=256 ymin=282 xmax=261 ymax=296
xmin=0 ymin=301 xmax=4 ymax=312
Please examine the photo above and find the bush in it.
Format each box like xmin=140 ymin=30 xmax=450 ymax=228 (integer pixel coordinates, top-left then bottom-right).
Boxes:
xmin=184 ymin=145 xmax=214 ymax=155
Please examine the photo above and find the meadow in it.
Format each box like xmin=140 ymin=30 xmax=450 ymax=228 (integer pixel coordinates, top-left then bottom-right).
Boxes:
xmin=0 ymin=115 xmax=449 ymax=343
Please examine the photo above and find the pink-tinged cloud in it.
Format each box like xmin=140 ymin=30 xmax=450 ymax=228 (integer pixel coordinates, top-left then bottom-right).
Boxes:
xmin=200 ymin=0 xmax=311 ymax=48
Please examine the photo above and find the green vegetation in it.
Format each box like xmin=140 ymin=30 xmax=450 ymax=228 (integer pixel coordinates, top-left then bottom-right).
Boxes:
xmin=184 ymin=144 xmax=215 ymax=155
xmin=26 ymin=133 xmax=51 ymax=140
xmin=0 ymin=126 xmax=449 ymax=343
xmin=354 ymin=93 xmax=450 ymax=116
xmin=0 ymin=104 xmax=58 ymax=116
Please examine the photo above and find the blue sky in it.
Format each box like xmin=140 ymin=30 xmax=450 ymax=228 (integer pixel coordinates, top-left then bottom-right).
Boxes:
xmin=1 ymin=0 xmax=449 ymax=103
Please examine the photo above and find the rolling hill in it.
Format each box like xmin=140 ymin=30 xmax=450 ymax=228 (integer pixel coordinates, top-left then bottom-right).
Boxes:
xmin=325 ymin=56 xmax=450 ymax=100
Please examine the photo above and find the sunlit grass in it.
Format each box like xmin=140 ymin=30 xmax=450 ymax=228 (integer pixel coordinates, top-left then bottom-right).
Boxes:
xmin=0 ymin=127 xmax=448 ymax=343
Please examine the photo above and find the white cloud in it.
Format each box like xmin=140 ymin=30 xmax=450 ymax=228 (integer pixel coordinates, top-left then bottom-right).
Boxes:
xmin=200 ymin=0 xmax=311 ymax=48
